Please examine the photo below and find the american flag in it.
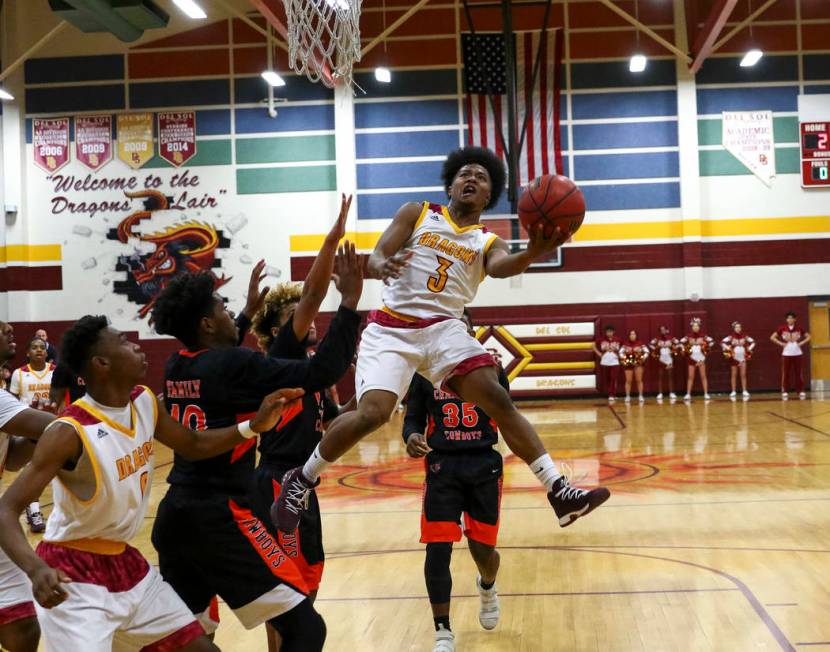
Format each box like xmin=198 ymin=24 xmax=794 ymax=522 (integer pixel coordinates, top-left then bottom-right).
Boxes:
xmin=462 ymin=30 xmax=563 ymax=186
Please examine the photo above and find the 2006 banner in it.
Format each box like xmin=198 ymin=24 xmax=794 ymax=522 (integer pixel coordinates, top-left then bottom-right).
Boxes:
xmin=76 ymin=115 xmax=113 ymax=171
xmin=33 ymin=117 xmax=70 ymax=173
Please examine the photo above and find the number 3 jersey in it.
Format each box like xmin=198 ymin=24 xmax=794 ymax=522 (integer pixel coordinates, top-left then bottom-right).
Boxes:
xmin=403 ymin=368 xmax=509 ymax=452
xmin=382 ymin=202 xmax=498 ymax=320
xmin=44 ymin=386 xmax=158 ymax=544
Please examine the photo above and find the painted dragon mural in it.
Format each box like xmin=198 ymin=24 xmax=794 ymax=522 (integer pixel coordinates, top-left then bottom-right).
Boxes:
xmin=107 ymin=190 xmax=231 ymax=318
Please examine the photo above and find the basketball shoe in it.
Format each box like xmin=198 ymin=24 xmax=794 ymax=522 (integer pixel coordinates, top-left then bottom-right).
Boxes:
xmin=476 ymin=576 xmax=500 ymax=630
xmin=433 ymin=625 xmax=455 ymax=652
xmin=548 ymin=477 xmax=610 ymax=527
xmin=271 ymin=467 xmax=318 ymax=534
xmin=25 ymin=505 xmax=45 ymax=534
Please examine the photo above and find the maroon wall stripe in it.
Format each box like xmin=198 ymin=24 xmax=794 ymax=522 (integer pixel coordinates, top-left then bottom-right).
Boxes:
xmin=0 ymin=267 xmax=62 ymax=292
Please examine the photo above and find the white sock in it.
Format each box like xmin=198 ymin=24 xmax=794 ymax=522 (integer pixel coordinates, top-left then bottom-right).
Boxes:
xmin=29 ymin=502 xmax=40 ymax=512
xmin=302 ymin=444 xmax=331 ymax=483
xmin=530 ymin=453 xmax=561 ymax=492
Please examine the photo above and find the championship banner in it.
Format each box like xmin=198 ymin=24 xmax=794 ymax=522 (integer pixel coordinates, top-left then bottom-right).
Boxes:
xmin=75 ymin=115 xmax=113 ymax=171
xmin=722 ymin=110 xmax=776 ymax=186
xmin=33 ymin=117 xmax=70 ymax=173
xmin=117 ymin=113 xmax=154 ymax=169
xmin=157 ymin=111 xmax=196 ymax=167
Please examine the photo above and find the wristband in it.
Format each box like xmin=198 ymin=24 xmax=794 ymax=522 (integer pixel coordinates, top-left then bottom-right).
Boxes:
xmin=237 ymin=420 xmax=257 ymax=439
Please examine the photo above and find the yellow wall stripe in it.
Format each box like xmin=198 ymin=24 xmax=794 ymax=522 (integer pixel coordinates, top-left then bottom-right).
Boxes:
xmin=0 ymin=244 xmax=62 ymax=263
xmin=288 ymin=216 xmax=830 ymax=253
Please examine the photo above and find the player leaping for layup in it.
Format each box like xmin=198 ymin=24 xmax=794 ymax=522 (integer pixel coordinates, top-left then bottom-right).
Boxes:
xmin=274 ymin=146 xmax=610 ymax=535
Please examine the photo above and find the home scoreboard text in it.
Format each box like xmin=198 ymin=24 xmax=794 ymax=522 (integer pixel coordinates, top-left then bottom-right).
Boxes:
xmin=801 ymin=122 xmax=830 ymax=188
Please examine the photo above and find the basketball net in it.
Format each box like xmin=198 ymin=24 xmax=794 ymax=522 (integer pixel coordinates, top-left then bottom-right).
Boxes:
xmin=283 ymin=0 xmax=362 ymax=89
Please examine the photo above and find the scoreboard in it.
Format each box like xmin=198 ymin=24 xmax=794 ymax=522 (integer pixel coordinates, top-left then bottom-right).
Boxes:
xmin=801 ymin=122 xmax=830 ymax=188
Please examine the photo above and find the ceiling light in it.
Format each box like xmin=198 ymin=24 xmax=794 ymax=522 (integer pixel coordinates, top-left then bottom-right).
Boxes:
xmin=740 ymin=49 xmax=763 ymax=67
xmin=374 ymin=67 xmax=391 ymax=83
xmin=172 ymin=0 xmax=207 ymax=19
xmin=261 ymin=70 xmax=286 ymax=87
xmin=0 ymin=88 xmax=13 ymax=101
xmin=629 ymin=54 xmax=647 ymax=73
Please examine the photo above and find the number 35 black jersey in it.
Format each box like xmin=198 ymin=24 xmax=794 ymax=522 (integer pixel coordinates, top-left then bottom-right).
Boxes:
xmin=402 ymin=366 xmax=509 ymax=452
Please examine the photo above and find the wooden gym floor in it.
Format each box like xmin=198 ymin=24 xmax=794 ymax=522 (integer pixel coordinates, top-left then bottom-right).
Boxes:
xmin=13 ymin=393 xmax=830 ymax=651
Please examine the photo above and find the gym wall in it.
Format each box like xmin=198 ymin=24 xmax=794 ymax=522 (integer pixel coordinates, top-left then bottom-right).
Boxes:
xmin=0 ymin=0 xmax=828 ymax=392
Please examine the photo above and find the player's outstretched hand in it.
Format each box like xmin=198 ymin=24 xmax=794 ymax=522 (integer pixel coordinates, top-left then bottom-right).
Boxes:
xmin=250 ymin=388 xmax=305 ymax=434
xmin=242 ymin=259 xmax=269 ymax=319
xmin=30 ymin=563 xmax=71 ymax=609
xmin=406 ymin=433 xmax=430 ymax=458
xmin=333 ymin=241 xmax=364 ymax=309
xmin=31 ymin=396 xmax=59 ymax=414
xmin=326 ymin=193 xmax=353 ymax=243
xmin=377 ymin=250 xmax=413 ymax=285
xmin=526 ymin=223 xmax=567 ymax=260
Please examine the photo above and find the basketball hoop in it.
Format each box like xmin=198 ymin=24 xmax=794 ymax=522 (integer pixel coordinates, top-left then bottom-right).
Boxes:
xmin=283 ymin=0 xmax=362 ymax=89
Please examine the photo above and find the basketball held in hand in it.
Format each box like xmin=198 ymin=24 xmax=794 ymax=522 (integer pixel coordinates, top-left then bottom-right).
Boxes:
xmin=518 ymin=174 xmax=586 ymax=239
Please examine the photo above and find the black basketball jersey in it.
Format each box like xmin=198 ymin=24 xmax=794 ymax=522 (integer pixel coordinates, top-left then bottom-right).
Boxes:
xmin=164 ymin=306 xmax=361 ymax=492
xmin=402 ymin=368 xmax=509 ymax=452
xmin=51 ymin=361 xmax=86 ymax=405
xmin=258 ymin=315 xmax=342 ymax=467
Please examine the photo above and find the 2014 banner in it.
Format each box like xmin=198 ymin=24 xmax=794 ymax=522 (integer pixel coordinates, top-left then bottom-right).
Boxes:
xmin=117 ymin=113 xmax=154 ymax=169
xmin=75 ymin=115 xmax=113 ymax=171
xmin=157 ymin=111 xmax=196 ymax=167
xmin=33 ymin=117 xmax=70 ymax=173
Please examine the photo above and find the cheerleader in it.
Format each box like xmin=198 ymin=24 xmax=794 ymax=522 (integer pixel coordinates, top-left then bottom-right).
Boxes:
xmin=680 ymin=318 xmax=714 ymax=402
xmin=649 ymin=325 xmax=678 ymax=401
xmin=593 ymin=324 xmax=622 ymax=402
xmin=620 ymin=329 xmax=649 ymax=403
xmin=721 ymin=321 xmax=755 ymax=400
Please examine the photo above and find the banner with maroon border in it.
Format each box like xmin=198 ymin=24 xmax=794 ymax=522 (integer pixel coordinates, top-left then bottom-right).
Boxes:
xmin=157 ymin=111 xmax=196 ymax=167
xmin=33 ymin=117 xmax=70 ymax=174
xmin=117 ymin=113 xmax=154 ymax=169
xmin=75 ymin=115 xmax=113 ymax=172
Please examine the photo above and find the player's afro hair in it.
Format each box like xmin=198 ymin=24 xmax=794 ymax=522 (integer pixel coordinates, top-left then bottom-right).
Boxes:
xmin=251 ymin=283 xmax=303 ymax=351
xmin=60 ymin=315 xmax=108 ymax=378
xmin=152 ymin=272 xmax=218 ymax=348
xmin=441 ymin=146 xmax=506 ymax=210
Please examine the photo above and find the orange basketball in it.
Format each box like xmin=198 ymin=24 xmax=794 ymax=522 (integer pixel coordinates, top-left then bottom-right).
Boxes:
xmin=518 ymin=174 xmax=586 ymax=239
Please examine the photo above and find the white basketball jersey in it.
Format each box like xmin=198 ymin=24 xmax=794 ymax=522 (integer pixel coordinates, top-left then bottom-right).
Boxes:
xmin=10 ymin=363 xmax=55 ymax=405
xmin=45 ymin=386 xmax=158 ymax=544
xmin=381 ymin=202 xmax=498 ymax=320
xmin=0 ymin=391 xmax=27 ymax=487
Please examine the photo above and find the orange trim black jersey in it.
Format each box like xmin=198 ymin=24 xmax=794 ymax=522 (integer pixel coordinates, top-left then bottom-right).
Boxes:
xmin=258 ymin=315 xmax=342 ymax=467
xmin=402 ymin=369 xmax=509 ymax=452
xmin=163 ymin=306 xmax=361 ymax=492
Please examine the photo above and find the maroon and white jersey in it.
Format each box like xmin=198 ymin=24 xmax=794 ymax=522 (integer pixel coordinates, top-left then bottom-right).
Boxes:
xmin=776 ymin=325 xmax=807 ymax=357
xmin=680 ymin=333 xmax=714 ymax=363
xmin=721 ymin=333 xmax=755 ymax=363
xmin=596 ymin=336 xmax=622 ymax=366
xmin=649 ymin=335 xmax=678 ymax=367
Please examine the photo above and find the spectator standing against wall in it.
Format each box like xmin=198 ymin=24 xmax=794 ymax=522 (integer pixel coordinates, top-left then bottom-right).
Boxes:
xmin=770 ymin=312 xmax=811 ymax=400
xmin=593 ymin=325 xmax=622 ymax=403
xmin=33 ymin=329 xmax=57 ymax=363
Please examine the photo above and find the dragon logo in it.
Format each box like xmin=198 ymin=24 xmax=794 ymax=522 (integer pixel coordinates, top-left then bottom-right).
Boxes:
xmin=107 ymin=190 xmax=231 ymax=318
